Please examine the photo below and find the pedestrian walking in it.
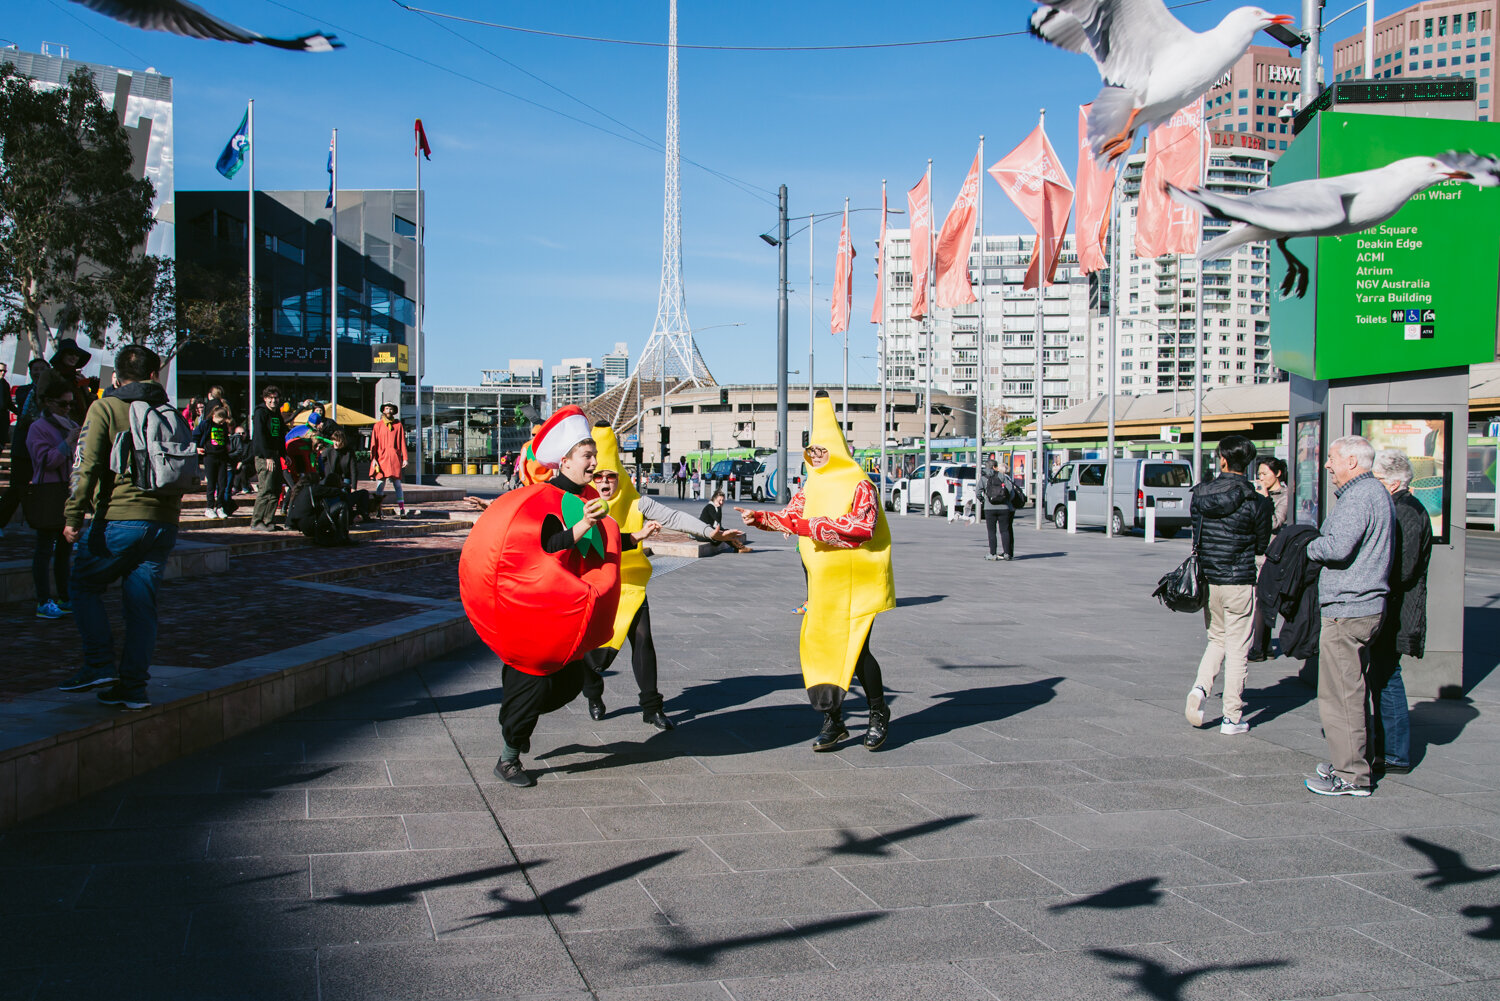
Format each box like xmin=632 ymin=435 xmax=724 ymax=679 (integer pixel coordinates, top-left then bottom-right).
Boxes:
xmin=370 ymin=402 xmax=408 ymax=517
xmin=1248 ymin=457 xmax=1289 ymax=661
xmin=199 ymin=406 xmax=233 ymax=518
xmin=250 ymin=385 xmax=286 ymax=531
xmin=1184 ymin=435 xmax=1272 ymax=735
xmin=58 ymin=344 xmax=185 ymax=711
xmin=980 ymin=459 xmax=1019 ymax=561
xmin=0 ymin=358 xmax=53 ymax=535
xmin=1305 ymin=435 xmax=1394 ymax=797
xmin=1368 ymin=449 xmax=1432 ymax=776
xmin=26 ymin=383 xmax=80 ymax=619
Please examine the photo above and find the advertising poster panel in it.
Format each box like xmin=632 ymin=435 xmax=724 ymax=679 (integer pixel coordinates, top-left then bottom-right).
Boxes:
xmin=1354 ymin=412 xmax=1452 ymax=542
xmin=1294 ymin=414 xmax=1323 ymax=527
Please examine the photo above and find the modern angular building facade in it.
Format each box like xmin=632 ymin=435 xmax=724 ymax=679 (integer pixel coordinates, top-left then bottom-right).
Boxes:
xmin=175 ymin=189 xmax=422 ymax=415
xmin=1332 ymin=0 xmax=1495 ymax=120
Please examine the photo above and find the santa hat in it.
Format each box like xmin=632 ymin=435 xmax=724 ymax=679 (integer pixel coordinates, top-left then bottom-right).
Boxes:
xmin=531 ymin=405 xmax=594 ymax=469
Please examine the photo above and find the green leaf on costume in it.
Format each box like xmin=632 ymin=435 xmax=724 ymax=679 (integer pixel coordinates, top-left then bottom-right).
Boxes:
xmin=560 ymin=492 xmax=606 ymax=559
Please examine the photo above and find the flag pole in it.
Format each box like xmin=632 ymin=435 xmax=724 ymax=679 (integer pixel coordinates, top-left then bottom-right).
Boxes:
xmin=976 ymin=136 xmax=985 ymax=480
xmin=842 ymin=197 xmax=850 ymax=429
xmin=329 ymin=128 xmax=339 ymax=421
xmin=246 ymin=99 xmax=256 ymax=414
xmin=1192 ymin=115 xmax=1206 ymax=483
xmin=414 ymin=131 xmax=424 ymax=484
xmin=808 ymin=212 xmax=815 ymax=431
xmin=878 ymin=179 xmax=887 ymax=500
xmin=1105 ymin=154 xmax=1121 ymax=537
xmin=1033 ymin=110 xmax=1046 ymax=531
xmin=923 ymin=158 xmax=933 ymax=518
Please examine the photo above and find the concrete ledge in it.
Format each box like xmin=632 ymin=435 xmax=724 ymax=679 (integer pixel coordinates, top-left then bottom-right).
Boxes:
xmin=1 ymin=539 xmax=230 ymax=603
xmin=0 ymin=606 xmax=477 ymax=828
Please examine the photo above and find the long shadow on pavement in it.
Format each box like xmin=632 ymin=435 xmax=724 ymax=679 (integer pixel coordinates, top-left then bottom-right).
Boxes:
xmin=879 ymin=677 xmax=1063 ymax=749
xmin=1091 ymin=948 xmax=1290 ymax=1001
xmin=1409 ymin=698 xmax=1482 ymax=767
xmin=639 ymin=912 xmax=885 ymax=968
xmin=1050 ymin=877 xmax=1164 ymax=911
xmin=1403 ymin=836 xmax=1500 ymax=942
xmin=1242 ymin=670 xmax=1317 ymax=728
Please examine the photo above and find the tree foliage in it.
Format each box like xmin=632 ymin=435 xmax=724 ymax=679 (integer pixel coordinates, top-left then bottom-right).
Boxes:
xmin=0 ymin=63 xmax=157 ymax=357
xmin=1003 ymin=416 xmax=1036 ymax=439
xmin=109 ymin=256 xmax=254 ymax=364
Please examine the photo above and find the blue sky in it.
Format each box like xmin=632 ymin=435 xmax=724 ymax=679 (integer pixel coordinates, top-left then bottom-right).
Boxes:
xmin=8 ymin=1 xmax=1323 ymax=388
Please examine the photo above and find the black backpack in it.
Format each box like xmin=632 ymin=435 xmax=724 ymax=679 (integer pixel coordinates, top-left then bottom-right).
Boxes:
xmin=985 ymin=472 xmax=1013 ymax=506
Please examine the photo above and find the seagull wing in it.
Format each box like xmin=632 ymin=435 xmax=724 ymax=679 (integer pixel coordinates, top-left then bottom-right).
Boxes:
xmin=1439 ymin=150 xmax=1500 ymax=187
xmin=1030 ymin=0 xmax=1192 ymax=89
xmin=1169 ymin=179 xmax=1353 ymax=234
xmin=73 ymin=0 xmax=341 ymax=50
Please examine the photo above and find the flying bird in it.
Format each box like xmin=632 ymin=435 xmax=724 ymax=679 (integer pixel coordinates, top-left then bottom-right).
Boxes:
xmin=72 ymin=0 xmax=341 ymax=52
xmin=1167 ymin=152 xmax=1500 ymax=298
xmin=1029 ymin=1 xmax=1294 ymax=162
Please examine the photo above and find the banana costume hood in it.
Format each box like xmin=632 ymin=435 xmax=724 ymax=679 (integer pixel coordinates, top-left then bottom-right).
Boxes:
xmin=593 ymin=424 xmax=651 ymax=650
xmin=798 ymin=395 xmax=895 ymax=708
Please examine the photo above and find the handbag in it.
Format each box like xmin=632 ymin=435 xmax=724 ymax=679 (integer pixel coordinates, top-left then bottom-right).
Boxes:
xmin=1152 ymin=511 xmax=1206 ymax=613
xmin=24 ymin=480 xmax=68 ymax=532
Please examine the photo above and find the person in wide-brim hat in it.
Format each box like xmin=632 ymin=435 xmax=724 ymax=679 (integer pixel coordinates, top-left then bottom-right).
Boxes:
xmin=48 ymin=338 xmax=92 ymax=370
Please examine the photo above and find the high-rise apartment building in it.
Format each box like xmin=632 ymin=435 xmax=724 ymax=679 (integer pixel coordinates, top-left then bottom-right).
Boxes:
xmin=551 ymin=357 xmax=605 ymax=410
xmin=602 ymin=342 xmax=630 ymax=388
xmin=1205 ymin=44 xmax=1304 ymax=154
xmin=1331 ymin=0 xmax=1495 ymax=120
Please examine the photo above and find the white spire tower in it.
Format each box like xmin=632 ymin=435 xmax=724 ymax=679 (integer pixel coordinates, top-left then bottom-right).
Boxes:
xmin=635 ymin=0 xmax=713 ymax=387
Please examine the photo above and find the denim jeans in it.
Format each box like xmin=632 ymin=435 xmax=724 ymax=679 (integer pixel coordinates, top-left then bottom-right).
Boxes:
xmin=71 ymin=520 xmax=178 ymax=693
xmin=1369 ymin=632 xmax=1412 ymax=769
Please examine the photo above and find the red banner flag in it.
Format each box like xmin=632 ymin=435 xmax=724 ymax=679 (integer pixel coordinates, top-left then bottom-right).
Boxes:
xmin=935 ymin=146 xmax=981 ymax=309
xmin=832 ymin=205 xmax=856 ymax=335
xmin=415 ymin=118 xmax=432 ymax=159
xmin=870 ymin=184 xmax=887 ymax=324
xmin=907 ymin=171 xmax=932 ymax=319
xmin=1075 ymin=105 xmax=1114 ymax=275
xmin=989 ymin=122 xmax=1075 ymax=289
xmin=1136 ymin=99 xmax=1207 ymax=259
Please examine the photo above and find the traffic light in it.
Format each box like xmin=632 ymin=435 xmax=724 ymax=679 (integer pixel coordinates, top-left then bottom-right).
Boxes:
xmin=659 ymin=425 xmax=670 ymax=446
xmin=633 ymin=447 xmax=644 ymax=465
xmin=720 ymin=388 xmax=729 ymax=406
xmin=801 ymin=430 xmax=810 ymax=448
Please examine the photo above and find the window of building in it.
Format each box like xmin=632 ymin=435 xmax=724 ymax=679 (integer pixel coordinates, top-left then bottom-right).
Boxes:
xmin=1439 ymin=57 xmax=1448 ymax=66
xmin=1483 ymin=99 xmax=1492 ymax=108
xmin=1439 ymin=41 xmax=1448 ymax=51
xmin=1470 ymin=12 xmax=1479 ymax=33
xmin=1425 ymin=18 xmax=1434 ymax=37
xmin=1410 ymin=62 xmax=1419 ymax=70
xmin=1424 ymin=59 xmax=1433 ymax=68
xmin=1238 ymin=88 xmax=1248 ymax=97
xmin=1439 ymin=15 xmax=1448 ymax=36
xmin=392 ymin=215 xmax=417 ymax=238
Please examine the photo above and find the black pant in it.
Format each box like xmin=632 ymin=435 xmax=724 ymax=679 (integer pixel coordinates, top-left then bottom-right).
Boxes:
xmin=580 ymin=597 xmax=663 ymax=714
xmin=985 ymin=508 xmax=1015 ymax=557
xmin=203 ymin=452 xmax=231 ymax=510
xmin=676 ymin=477 xmax=686 ymax=498
xmin=499 ymin=660 xmax=587 ymax=755
xmin=0 ymin=420 xmax=32 ymax=527
xmin=811 ymin=631 xmax=886 ymax=714
xmin=33 ymin=528 xmax=71 ymax=604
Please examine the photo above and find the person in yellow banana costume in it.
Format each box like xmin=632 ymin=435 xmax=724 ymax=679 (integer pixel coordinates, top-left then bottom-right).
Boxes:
xmin=582 ymin=423 xmax=747 ymax=730
xmin=737 ymin=393 xmax=896 ymax=751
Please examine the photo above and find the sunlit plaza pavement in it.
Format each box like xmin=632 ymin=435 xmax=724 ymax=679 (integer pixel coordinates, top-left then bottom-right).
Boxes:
xmin=4 ymin=505 xmax=1499 ymax=1001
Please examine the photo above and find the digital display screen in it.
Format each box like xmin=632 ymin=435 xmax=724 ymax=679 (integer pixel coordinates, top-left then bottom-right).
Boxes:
xmin=1354 ymin=412 xmax=1453 ymax=543
xmin=1294 ymin=414 xmax=1323 ymax=527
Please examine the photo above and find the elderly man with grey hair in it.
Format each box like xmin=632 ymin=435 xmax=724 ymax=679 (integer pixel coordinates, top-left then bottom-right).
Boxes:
xmin=1365 ymin=448 xmax=1432 ymax=775
xmin=1304 ymin=435 xmax=1395 ymax=797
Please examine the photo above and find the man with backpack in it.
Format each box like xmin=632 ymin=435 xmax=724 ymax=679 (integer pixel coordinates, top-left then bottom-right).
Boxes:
xmin=981 ymin=458 xmax=1019 ymax=561
xmin=60 ymin=344 xmax=190 ymax=710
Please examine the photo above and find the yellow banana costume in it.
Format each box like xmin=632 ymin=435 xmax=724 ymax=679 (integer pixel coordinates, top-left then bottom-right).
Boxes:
xmin=797 ymin=395 xmax=895 ymax=708
xmin=593 ymin=425 xmax=651 ymax=650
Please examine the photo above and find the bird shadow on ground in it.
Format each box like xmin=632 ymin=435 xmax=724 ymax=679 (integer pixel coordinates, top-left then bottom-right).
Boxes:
xmin=895 ymin=594 xmax=946 ymax=607
xmin=1090 ymin=948 xmax=1290 ymax=1001
xmin=1402 ymin=836 xmax=1500 ymax=941
xmin=325 ymin=862 xmax=532 ymax=907
xmin=1050 ymin=877 xmax=1164 ymax=911
xmin=639 ymin=912 xmax=884 ymax=968
xmin=447 ymin=851 xmax=686 ymax=932
xmin=1408 ymin=698 xmax=1482 ymax=767
xmin=817 ymin=815 xmax=978 ymax=861
xmin=1460 ymin=903 xmax=1500 ymax=939
xmin=1242 ymin=670 xmax=1317 ymax=728
xmin=878 ymin=677 xmax=1064 ymax=749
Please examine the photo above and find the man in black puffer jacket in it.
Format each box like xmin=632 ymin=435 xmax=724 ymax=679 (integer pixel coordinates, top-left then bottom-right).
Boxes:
xmin=1185 ymin=435 xmax=1272 ymax=734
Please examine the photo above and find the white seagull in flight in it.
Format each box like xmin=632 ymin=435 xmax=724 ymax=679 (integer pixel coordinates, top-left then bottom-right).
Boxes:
xmin=1168 ymin=152 xmax=1500 ymax=297
xmin=1029 ymin=1 xmax=1294 ymax=162
xmin=72 ymin=0 xmax=341 ymax=52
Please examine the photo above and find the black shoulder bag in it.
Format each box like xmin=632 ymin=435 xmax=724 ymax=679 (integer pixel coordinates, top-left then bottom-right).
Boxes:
xmin=1152 ymin=508 xmax=1206 ymax=613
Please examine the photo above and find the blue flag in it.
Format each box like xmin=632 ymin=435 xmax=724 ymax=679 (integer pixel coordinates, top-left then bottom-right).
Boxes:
xmin=215 ymin=111 xmax=249 ymax=179
xmin=325 ymin=139 xmax=334 ymax=209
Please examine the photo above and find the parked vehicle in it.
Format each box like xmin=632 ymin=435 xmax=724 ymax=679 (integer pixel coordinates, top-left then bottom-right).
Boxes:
xmin=890 ymin=463 xmax=978 ymax=517
xmin=751 ymin=460 xmax=803 ymax=502
xmin=1041 ymin=457 xmax=1195 ymax=536
xmin=709 ymin=458 xmax=759 ymax=499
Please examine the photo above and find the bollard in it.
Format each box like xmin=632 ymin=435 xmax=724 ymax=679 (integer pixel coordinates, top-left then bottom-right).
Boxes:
xmin=1066 ymin=488 xmax=1077 ymax=535
xmin=1144 ymin=495 xmax=1156 ymax=544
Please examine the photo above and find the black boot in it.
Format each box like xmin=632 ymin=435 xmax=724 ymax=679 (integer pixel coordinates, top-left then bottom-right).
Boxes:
xmin=812 ymin=711 xmax=848 ymax=752
xmin=864 ymin=705 xmax=890 ymax=751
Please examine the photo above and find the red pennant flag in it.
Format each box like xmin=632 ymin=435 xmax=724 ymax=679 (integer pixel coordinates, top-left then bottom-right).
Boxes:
xmin=870 ymin=184 xmax=887 ymax=325
xmin=1136 ymin=99 xmax=1207 ymax=259
xmin=935 ymin=146 xmax=982 ymax=309
xmin=832 ymin=205 xmax=856 ymax=336
xmin=1075 ymin=105 xmax=1115 ymax=275
xmin=907 ymin=171 xmax=932 ymax=319
xmin=989 ymin=123 xmax=1075 ymax=289
xmin=415 ymin=118 xmax=432 ymax=160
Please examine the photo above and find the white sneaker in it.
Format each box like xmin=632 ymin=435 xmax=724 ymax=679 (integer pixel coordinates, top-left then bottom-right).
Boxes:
xmin=1185 ymin=686 xmax=1207 ymax=727
xmin=1220 ymin=717 xmax=1250 ymax=735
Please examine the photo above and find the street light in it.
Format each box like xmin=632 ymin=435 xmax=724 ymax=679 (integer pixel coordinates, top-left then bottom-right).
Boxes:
xmin=759 ymin=200 xmax=902 ymax=502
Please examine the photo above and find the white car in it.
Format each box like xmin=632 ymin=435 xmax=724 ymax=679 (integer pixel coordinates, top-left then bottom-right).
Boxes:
xmin=751 ymin=460 xmax=802 ymax=502
xmin=890 ymin=463 xmax=978 ymax=517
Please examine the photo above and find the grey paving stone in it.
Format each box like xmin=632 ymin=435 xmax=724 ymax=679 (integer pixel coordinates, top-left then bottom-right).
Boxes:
xmin=947 ymin=737 xmax=1107 ymax=762
xmin=1071 ymin=755 xmax=1235 ymax=781
xmin=1184 ymin=802 xmax=1381 ymax=839
xmin=107 ymin=790 xmax=309 ymax=827
xmin=1323 ymin=827 xmax=1500 ymax=872
xmin=0 ymin=826 xmax=210 ymax=867
xmin=1374 ymin=984 xmax=1500 ymax=1001
xmin=903 ymin=786 xmax=1093 ymax=821
xmin=932 ymin=760 xmax=1102 ymax=789
xmin=988 ymin=892 xmax=1244 ymax=950
xmin=423 ymin=878 xmax=645 ymax=936
xmin=1361 ymin=917 xmax=1500 ymax=981
xmin=385 ymin=759 xmax=478 ymax=786
xmin=1186 ymin=747 xmax=1341 ymax=777
xmin=79 ymin=857 xmax=311 ymax=907
xmin=188 ymin=897 xmax=433 ymax=953
xmin=693 ymin=747 xmax=876 ymax=774
xmin=1176 ymin=875 xmax=1427 ymax=931
xmin=1014 ymin=845 xmax=1241 ymax=893
xmin=644 ymin=867 xmax=876 ymax=923
xmin=749 ymin=793 xmax=937 ymax=831
xmin=598 ymin=984 xmax=733 ymax=1001
xmin=701 ymin=827 xmax=917 ymax=871
xmin=302 ymin=737 xmax=461 ymax=761
xmin=479 ymin=776 xmax=662 ymax=810
xmin=959 ymin=942 xmax=1256 ymax=1001
xmin=1181 ymin=835 xmax=1400 ymax=879
xmin=638 ymin=771 xmax=820 ymax=804
xmin=1185 ymin=772 xmax=1322 ymax=805
xmin=724 ymin=958 xmax=1006 ymax=999
xmin=318 ymin=937 xmax=586 ymax=1000
xmin=0 ymin=865 xmax=91 ymax=913
xmin=835 ymin=856 xmax=1064 ymax=907
xmin=1167 ymin=926 xmax=1453 ymax=998
xmin=1316 ymin=791 xmax=1500 ymax=830
xmin=833 ymin=739 xmax=990 ymax=767
xmin=493 ymin=807 xmax=605 ymax=846
xmin=206 ymin=817 xmax=410 ymax=857
xmin=588 ymin=802 xmax=780 ymax=839
xmin=310 ymin=847 xmax=525 ymax=900
xmin=1058 ymin=779 xmax=1236 ymax=813
xmin=307 ymin=784 xmax=487 ymax=818
xmin=1031 ymin=809 xmax=1240 ymax=849
xmin=786 ymin=765 xmax=970 ymax=797
xmin=562 ymin=918 xmax=834 ymax=990
xmin=1340 ymin=870 xmax=1500 ymax=917
xmin=0 ymin=906 xmax=194 ymax=966
xmin=401 ymin=811 xmax=508 ymax=849
xmin=218 ymin=761 xmax=393 ymax=790
xmin=874 ymin=816 xmax=1084 ymax=860
xmin=27 ymin=951 xmax=321 ymax=1001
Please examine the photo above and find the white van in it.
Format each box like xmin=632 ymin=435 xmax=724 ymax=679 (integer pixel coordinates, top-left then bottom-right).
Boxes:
xmin=1041 ymin=458 xmax=1196 ymax=536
